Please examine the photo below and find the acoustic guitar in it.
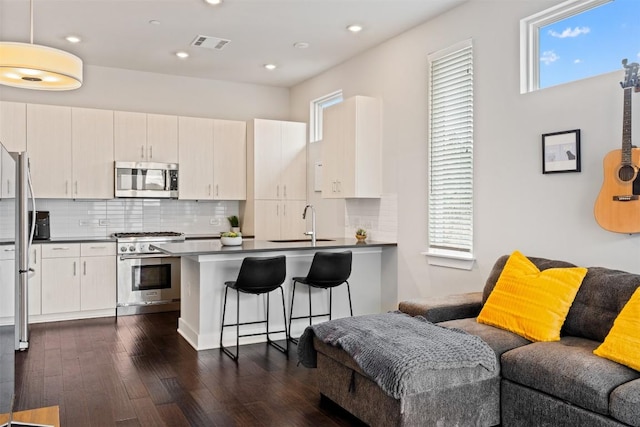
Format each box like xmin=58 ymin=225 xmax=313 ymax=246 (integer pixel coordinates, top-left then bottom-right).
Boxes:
xmin=594 ymin=59 xmax=640 ymax=233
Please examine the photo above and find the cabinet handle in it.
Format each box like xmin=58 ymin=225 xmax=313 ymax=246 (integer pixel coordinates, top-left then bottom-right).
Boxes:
xmin=283 ymin=204 xmax=286 ymax=216
xmin=74 ymin=181 xmax=78 ymax=195
xmin=89 ymin=246 xmax=106 ymax=249
xmin=6 ymin=179 xmax=10 ymax=194
xmin=4 ymin=248 xmax=15 ymax=252
xmin=276 ymin=185 xmax=280 ymax=198
xmin=208 ymin=184 xmax=212 ymax=196
xmin=141 ymin=145 xmax=145 ymax=159
xmin=33 ymin=249 xmax=36 ymax=264
xmin=149 ymin=145 xmax=153 ymax=159
xmin=53 ymin=247 xmax=70 ymax=251
xmin=276 ymin=204 xmax=279 ymax=216
xmin=65 ymin=181 xmax=69 ymax=195
xmin=284 ymin=185 xmax=287 ymax=198
xmin=83 ymin=261 xmax=86 ymax=276
xmin=332 ymin=181 xmax=336 ymax=192
xmin=215 ymin=184 xmax=219 ymax=197
xmin=73 ymin=261 xmax=76 ymax=276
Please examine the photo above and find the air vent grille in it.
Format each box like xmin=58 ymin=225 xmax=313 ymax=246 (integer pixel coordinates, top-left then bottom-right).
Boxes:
xmin=191 ymin=35 xmax=230 ymax=50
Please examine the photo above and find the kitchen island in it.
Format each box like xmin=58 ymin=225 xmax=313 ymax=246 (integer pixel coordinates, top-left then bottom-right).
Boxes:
xmin=151 ymin=238 xmax=397 ymax=351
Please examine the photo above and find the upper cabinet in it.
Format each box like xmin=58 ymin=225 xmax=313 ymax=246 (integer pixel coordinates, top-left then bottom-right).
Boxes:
xmin=0 ymin=101 xmax=26 ymax=152
xmin=249 ymin=119 xmax=306 ymax=200
xmin=27 ymin=104 xmax=114 ymax=199
xmin=71 ymin=108 xmax=114 ymax=199
xmin=322 ymin=95 xmax=382 ymax=198
xmin=27 ymin=104 xmax=73 ymax=198
xmin=114 ymin=112 xmax=178 ymax=163
xmin=178 ymin=117 xmax=246 ymax=200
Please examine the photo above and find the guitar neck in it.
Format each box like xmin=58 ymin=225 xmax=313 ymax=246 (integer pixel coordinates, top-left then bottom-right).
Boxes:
xmin=622 ymin=87 xmax=633 ymax=165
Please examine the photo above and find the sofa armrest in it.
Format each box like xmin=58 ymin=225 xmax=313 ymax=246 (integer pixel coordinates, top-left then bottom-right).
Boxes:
xmin=398 ymin=292 xmax=483 ymax=323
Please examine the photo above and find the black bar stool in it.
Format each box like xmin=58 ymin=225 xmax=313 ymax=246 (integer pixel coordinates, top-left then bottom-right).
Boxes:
xmin=220 ymin=255 xmax=288 ymax=362
xmin=288 ymin=250 xmax=353 ymax=344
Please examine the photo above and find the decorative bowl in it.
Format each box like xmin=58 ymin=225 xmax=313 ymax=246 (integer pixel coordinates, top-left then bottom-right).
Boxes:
xmin=220 ymin=236 xmax=243 ymax=246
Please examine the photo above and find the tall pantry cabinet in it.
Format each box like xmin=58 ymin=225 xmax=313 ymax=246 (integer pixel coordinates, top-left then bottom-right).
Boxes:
xmin=243 ymin=119 xmax=307 ymax=240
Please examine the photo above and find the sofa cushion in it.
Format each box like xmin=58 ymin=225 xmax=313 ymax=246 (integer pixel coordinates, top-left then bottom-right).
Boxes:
xmin=610 ymin=379 xmax=640 ymax=427
xmin=563 ymin=266 xmax=640 ymax=342
xmin=439 ymin=317 xmax=531 ymax=359
xmin=594 ymin=287 xmax=640 ymax=371
xmin=501 ymin=336 xmax=640 ymax=416
xmin=477 ymin=250 xmax=587 ymax=342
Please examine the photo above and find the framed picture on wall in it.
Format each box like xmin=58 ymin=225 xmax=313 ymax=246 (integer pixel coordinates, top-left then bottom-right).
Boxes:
xmin=542 ymin=129 xmax=581 ymax=174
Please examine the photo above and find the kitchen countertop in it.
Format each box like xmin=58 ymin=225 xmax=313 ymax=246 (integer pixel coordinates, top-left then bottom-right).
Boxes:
xmin=151 ymin=238 xmax=396 ymax=256
xmin=0 ymin=233 xmax=249 ymax=245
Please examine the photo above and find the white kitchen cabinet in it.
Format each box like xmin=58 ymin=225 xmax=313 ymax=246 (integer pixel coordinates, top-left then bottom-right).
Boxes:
xmin=26 ymin=104 xmax=73 ymax=198
xmin=322 ymin=95 xmax=381 ymax=198
xmin=0 ymin=244 xmax=42 ymax=323
xmin=213 ymin=119 xmax=246 ymax=200
xmin=248 ymin=119 xmax=306 ymax=200
xmin=41 ymin=242 xmax=115 ymax=315
xmin=115 ymin=111 xmax=178 ymax=162
xmin=71 ymin=107 xmax=114 ymax=199
xmin=253 ymin=199 xmax=307 ymax=240
xmin=0 ymin=148 xmax=16 ymax=199
xmin=0 ymin=101 xmax=26 ymax=152
xmin=28 ymin=244 xmax=41 ymax=316
xmin=178 ymin=117 xmax=246 ymax=200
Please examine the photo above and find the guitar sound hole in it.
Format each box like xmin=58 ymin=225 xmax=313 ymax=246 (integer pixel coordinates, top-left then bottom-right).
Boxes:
xmin=618 ymin=165 xmax=636 ymax=182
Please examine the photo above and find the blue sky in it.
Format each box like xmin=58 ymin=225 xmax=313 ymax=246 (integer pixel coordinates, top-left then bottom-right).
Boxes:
xmin=539 ymin=0 xmax=640 ymax=88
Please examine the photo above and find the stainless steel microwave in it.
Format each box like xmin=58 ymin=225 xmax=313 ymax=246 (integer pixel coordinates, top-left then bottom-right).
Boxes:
xmin=115 ymin=161 xmax=179 ymax=198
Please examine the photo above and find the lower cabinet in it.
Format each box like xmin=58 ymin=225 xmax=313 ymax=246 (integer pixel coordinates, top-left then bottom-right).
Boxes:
xmin=41 ymin=242 xmax=115 ymax=315
xmin=253 ymin=199 xmax=307 ymax=240
xmin=0 ymin=244 xmax=41 ymax=323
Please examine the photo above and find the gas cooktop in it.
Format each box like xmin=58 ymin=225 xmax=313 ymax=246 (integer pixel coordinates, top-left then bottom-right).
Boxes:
xmin=112 ymin=231 xmax=184 ymax=239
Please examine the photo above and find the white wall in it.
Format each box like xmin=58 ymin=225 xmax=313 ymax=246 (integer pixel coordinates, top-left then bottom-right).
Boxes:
xmin=0 ymin=64 xmax=290 ymax=121
xmin=290 ymin=0 xmax=640 ymax=304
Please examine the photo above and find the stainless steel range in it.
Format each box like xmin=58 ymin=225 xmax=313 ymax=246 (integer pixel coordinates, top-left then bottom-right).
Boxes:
xmin=114 ymin=231 xmax=185 ymax=315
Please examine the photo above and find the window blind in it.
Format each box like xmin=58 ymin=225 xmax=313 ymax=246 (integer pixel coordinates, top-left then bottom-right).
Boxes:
xmin=428 ymin=43 xmax=473 ymax=253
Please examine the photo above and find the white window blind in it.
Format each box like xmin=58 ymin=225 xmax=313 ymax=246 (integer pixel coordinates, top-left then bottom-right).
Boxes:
xmin=428 ymin=41 xmax=473 ymax=254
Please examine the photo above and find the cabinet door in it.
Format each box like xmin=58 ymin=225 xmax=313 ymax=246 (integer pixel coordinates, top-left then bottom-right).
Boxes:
xmin=72 ymin=108 xmax=114 ymax=199
xmin=0 ymin=101 xmax=26 ymax=152
xmin=322 ymin=102 xmax=344 ymax=198
xmin=280 ymin=121 xmax=307 ymax=200
xmin=280 ymin=200 xmax=307 ymax=240
xmin=28 ymin=245 xmax=41 ymax=316
xmin=147 ymin=114 xmax=178 ymax=163
xmin=114 ymin=111 xmax=147 ymax=161
xmin=178 ymin=116 xmax=214 ymax=200
xmin=213 ymin=119 xmax=246 ymax=200
xmin=1 ymin=149 xmax=16 ymax=199
xmin=252 ymin=119 xmax=281 ymax=199
xmin=41 ymin=257 xmax=81 ymax=314
xmin=27 ymin=104 xmax=73 ymax=198
xmin=80 ymin=255 xmax=116 ymax=311
xmin=0 ymin=257 xmax=14 ymax=322
xmin=253 ymin=200 xmax=280 ymax=240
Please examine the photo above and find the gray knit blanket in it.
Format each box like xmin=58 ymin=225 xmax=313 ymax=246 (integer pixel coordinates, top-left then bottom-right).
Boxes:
xmin=297 ymin=312 xmax=497 ymax=399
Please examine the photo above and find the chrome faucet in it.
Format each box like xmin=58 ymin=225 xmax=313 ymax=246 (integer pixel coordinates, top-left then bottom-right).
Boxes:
xmin=303 ymin=204 xmax=316 ymax=246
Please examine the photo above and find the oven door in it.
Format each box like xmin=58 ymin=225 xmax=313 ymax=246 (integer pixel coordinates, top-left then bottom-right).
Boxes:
xmin=117 ymin=254 xmax=180 ymax=312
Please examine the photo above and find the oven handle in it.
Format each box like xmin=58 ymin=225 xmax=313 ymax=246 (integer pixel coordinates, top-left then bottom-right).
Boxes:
xmin=119 ymin=254 xmax=174 ymax=261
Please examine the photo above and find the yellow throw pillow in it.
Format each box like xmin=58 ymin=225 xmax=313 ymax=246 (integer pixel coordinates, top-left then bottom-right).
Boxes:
xmin=477 ymin=250 xmax=587 ymax=342
xmin=594 ymin=288 xmax=640 ymax=371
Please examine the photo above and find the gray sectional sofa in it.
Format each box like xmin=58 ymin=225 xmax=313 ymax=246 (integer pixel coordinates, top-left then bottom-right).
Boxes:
xmin=313 ymin=255 xmax=640 ymax=426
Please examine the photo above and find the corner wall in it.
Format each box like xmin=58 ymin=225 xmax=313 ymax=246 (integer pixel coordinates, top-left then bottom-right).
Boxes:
xmin=290 ymin=0 xmax=640 ymax=304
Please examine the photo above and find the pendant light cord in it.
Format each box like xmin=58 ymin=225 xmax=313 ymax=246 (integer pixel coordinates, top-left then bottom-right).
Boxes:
xmin=29 ymin=0 xmax=34 ymax=44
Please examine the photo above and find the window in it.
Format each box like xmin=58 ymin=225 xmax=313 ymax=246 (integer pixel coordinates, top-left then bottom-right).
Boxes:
xmin=521 ymin=0 xmax=640 ymax=92
xmin=309 ymin=90 xmax=343 ymax=142
xmin=426 ymin=40 xmax=474 ymax=268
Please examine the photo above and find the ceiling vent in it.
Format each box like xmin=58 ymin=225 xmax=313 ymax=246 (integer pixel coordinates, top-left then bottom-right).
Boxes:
xmin=191 ymin=35 xmax=230 ymax=50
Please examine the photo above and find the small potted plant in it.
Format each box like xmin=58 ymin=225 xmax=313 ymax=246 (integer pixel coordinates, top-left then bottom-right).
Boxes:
xmin=227 ymin=215 xmax=240 ymax=233
xmin=355 ymin=228 xmax=367 ymax=242
xmin=220 ymin=231 xmax=243 ymax=246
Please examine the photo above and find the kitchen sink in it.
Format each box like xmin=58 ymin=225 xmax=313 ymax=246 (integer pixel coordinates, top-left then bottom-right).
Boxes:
xmin=268 ymin=238 xmax=335 ymax=243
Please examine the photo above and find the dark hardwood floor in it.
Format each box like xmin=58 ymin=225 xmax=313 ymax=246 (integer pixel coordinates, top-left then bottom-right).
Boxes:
xmin=14 ymin=311 xmax=365 ymax=427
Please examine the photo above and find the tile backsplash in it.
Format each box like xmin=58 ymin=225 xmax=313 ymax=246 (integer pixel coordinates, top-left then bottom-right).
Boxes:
xmin=344 ymin=193 xmax=397 ymax=242
xmin=0 ymin=198 xmax=239 ymax=239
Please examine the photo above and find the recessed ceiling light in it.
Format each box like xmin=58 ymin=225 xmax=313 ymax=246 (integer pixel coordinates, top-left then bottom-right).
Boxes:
xmin=65 ymin=35 xmax=81 ymax=43
xmin=204 ymin=0 xmax=223 ymax=4
xmin=293 ymin=42 xmax=310 ymax=49
xmin=264 ymin=63 xmax=277 ymax=70
xmin=176 ymin=51 xmax=189 ymax=59
xmin=149 ymin=20 xmax=161 ymax=25
xmin=347 ymin=24 xmax=363 ymax=33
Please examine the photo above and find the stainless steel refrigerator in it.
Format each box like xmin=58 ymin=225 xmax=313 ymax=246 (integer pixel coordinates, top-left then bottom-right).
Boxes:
xmin=0 ymin=142 xmax=34 ymax=418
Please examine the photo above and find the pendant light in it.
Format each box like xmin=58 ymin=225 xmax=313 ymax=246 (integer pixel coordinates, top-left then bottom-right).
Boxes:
xmin=0 ymin=0 xmax=83 ymax=90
